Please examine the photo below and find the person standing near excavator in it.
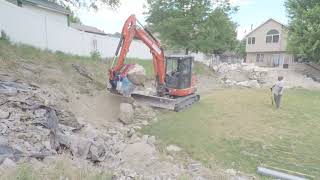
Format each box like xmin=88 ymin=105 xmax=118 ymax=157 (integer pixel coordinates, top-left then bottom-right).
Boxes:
xmin=271 ymin=76 xmax=285 ymax=109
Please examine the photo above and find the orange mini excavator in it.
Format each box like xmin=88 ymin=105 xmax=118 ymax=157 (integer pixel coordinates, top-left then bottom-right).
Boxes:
xmin=108 ymin=15 xmax=200 ymax=111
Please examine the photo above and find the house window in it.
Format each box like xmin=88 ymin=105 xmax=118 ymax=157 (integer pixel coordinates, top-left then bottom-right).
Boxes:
xmin=256 ymin=54 xmax=264 ymax=63
xmin=266 ymin=29 xmax=280 ymax=43
xmin=248 ymin=37 xmax=255 ymax=44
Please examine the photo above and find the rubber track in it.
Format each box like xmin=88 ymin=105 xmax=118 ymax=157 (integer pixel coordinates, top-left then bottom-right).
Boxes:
xmin=174 ymin=95 xmax=200 ymax=112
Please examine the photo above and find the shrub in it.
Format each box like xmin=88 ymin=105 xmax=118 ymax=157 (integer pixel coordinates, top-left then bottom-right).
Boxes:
xmin=0 ymin=30 xmax=10 ymax=42
xmin=90 ymin=51 xmax=101 ymax=60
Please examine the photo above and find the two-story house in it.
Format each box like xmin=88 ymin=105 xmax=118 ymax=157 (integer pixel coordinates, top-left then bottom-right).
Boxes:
xmin=245 ymin=19 xmax=294 ymax=67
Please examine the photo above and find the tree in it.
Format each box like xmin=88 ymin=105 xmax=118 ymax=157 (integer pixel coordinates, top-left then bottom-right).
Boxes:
xmin=145 ymin=0 xmax=237 ymax=55
xmin=66 ymin=7 xmax=81 ymax=24
xmin=285 ymin=0 xmax=320 ymax=62
xmin=55 ymin=0 xmax=120 ymax=9
xmin=195 ymin=8 xmax=237 ymax=54
xmin=235 ymin=39 xmax=246 ymax=59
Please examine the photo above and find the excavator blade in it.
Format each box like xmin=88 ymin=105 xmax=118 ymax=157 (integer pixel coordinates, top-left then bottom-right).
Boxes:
xmin=131 ymin=91 xmax=200 ymax=112
xmin=108 ymin=83 xmax=200 ymax=111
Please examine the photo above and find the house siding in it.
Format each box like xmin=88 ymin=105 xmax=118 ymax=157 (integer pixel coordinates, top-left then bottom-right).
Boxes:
xmin=245 ymin=19 xmax=293 ymax=67
xmin=0 ymin=0 xmax=152 ymax=59
xmin=24 ymin=4 xmax=68 ymax=25
xmin=247 ymin=52 xmax=294 ymax=67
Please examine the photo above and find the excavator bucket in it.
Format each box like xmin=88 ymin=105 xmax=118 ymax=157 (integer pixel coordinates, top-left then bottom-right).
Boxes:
xmin=131 ymin=91 xmax=200 ymax=112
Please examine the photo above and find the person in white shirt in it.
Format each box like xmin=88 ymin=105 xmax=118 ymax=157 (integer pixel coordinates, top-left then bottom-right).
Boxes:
xmin=271 ymin=76 xmax=284 ymax=109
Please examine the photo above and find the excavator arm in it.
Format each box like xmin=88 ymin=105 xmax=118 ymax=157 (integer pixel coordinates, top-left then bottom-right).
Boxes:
xmin=109 ymin=15 xmax=166 ymax=87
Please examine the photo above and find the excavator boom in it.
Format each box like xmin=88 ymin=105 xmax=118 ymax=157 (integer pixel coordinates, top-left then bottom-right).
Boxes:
xmin=109 ymin=15 xmax=166 ymax=87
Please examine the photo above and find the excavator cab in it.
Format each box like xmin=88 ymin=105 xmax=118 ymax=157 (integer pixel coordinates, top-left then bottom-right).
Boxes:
xmin=165 ymin=56 xmax=194 ymax=90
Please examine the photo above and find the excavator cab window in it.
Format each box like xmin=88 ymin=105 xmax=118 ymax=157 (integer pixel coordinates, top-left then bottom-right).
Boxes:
xmin=165 ymin=56 xmax=193 ymax=89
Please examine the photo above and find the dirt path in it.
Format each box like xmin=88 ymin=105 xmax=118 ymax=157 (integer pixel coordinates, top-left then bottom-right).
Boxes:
xmin=68 ymin=91 xmax=122 ymax=128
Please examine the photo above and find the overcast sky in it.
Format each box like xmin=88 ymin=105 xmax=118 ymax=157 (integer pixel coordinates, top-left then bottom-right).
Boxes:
xmin=76 ymin=0 xmax=288 ymax=40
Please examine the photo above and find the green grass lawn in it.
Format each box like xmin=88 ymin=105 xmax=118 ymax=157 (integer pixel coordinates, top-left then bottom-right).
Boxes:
xmin=142 ymin=89 xmax=320 ymax=178
xmin=0 ymin=159 xmax=112 ymax=180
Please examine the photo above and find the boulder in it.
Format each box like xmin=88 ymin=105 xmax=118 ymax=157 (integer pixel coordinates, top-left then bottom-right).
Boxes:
xmin=89 ymin=144 xmax=106 ymax=162
xmin=142 ymin=135 xmax=149 ymax=143
xmin=0 ymin=144 xmax=23 ymax=162
xmin=51 ymin=133 xmax=92 ymax=159
xmin=237 ymin=80 xmax=260 ymax=88
xmin=142 ymin=121 xmax=149 ymax=126
xmin=119 ymin=103 xmax=134 ymax=125
xmin=0 ymin=123 xmax=8 ymax=135
xmin=56 ymin=110 xmax=83 ymax=130
xmin=225 ymin=71 xmax=248 ymax=82
xmin=147 ymin=136 xmax=156 ymax=145
xmin=127 ymin=64 xmax=146 ymax=86
xmin=69 ymin=136 xmax=92 ymax=159
xmin=0 ymin=158 xmax=16 ymax=169
xmin=166 ymin=145 xmax=181 ymax=152
xmin=0 ymin=87 xmax=18 ymax=96
xmin=34 ymin=109 xmax=46 ymax=118
xmin=248 ymin=70 xmax=269 ymax=84
xmin=224 ymin=79 xmax=237 ymax=86
xmin=120 ymin=142 xmax=156 ymax=167
xmin=0 ymin=110 xmax=9 ymax=119
xmin=216 ymin=63 xmax=231 ymax=73
xmin=127 ymin=128 xmax=135 ymax=138
xmin=0 ymin=136 xmax=8 ymax=145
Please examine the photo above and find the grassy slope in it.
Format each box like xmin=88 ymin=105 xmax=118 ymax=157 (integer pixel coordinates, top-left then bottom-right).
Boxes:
xmin=0 ymin=39 xmax=107 ymax=88
xmin=143 ymin=89 xmax=320 ymax=177
xmin=0 ymin=159 xmax=112 ymax=180
xmin=0 ymin=39 xmax=210 ymax=82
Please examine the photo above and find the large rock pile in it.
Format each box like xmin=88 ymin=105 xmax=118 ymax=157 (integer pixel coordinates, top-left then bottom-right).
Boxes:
xmin=212 ymin=63 xmax=320 ymax=89
xmin=0 ymin=79 xmax=110 ymax=164
xmin=212 ymin=63 xmax=272 ymax=88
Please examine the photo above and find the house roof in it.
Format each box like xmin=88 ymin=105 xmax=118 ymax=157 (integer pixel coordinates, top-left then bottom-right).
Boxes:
xmin=70 ymin=23 xmax=107 ymax=36
xmin=245 ymin=18 xmax=287 ymax=38
xmin=22 ymin=0 xmax=70 ymax=15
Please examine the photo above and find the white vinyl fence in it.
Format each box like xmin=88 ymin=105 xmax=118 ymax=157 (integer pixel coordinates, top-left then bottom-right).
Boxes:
xmin=0 ymin=0 xmax=152 ymax=59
